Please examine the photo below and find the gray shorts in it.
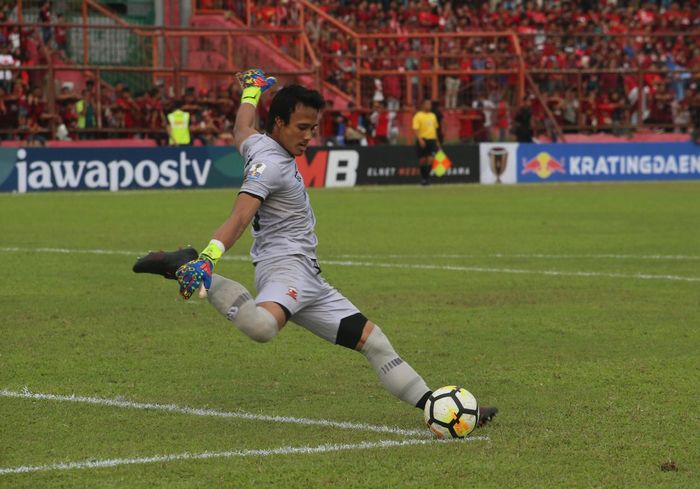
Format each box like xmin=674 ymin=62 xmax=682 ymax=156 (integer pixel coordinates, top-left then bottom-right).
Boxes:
xmin=254 ymin=255 xmax=361 ymax=344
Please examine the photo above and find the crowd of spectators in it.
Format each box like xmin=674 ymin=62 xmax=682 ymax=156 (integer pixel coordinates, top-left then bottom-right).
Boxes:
xmin=2 ymin=0 xmax=700 ymax=145
xmin=296 ymin=0 xmax=700 ymax=139
xmin=240 ymin=0 xmax=700 ymax=142
xmin=32 ymin=79 xmax=245 ymax=146
xmin=0 ymin=0 xmax=253 ymax=146
xmin=0 ymin=1 xmax=53 ymax=144
xmin=310 ymin=0 xmax=699 ymax=34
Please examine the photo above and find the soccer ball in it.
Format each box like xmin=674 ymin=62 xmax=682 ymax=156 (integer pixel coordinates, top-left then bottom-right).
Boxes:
xmin=424 ymin=385 xmax=479 ymax=438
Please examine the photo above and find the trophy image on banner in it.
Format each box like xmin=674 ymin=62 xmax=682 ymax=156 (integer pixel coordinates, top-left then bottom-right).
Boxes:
xmin=488 ymin=146 xmax=508 ymax=183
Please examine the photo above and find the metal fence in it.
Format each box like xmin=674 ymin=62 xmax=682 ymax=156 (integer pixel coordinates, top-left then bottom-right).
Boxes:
xmin=3 ymin=0 xmax=698 ymax=142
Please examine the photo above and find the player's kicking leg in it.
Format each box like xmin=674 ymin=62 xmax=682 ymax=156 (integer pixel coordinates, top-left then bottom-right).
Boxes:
xmin=292 ymin=293 xmax=498 ymax=429
xmin=353 ymin=318 xmax=497 ymax=427
xmin=133 ymin=250 xmax=498 ymax=428
xmin=346 ymin=316 xmax=432 ymax=409
xmin=133 ymin=248 xmax=281 ymax=342
xmin=478 ymin=406 xmax=498 ymax=427
xmin=132 ymin=247 xmax=198 ymax=279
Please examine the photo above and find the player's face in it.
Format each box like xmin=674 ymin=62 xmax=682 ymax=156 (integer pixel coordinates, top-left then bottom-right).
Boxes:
xmin=275 ymin=104 xmax=320 ymax=156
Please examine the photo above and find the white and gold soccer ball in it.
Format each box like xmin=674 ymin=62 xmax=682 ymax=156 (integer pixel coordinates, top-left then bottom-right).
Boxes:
xmin=424 ymin=385 xmax=479 ymax=438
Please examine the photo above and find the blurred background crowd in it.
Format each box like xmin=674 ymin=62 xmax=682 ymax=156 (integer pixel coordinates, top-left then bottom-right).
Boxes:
xmin=0 ymin=0 xmax=698 ymax=146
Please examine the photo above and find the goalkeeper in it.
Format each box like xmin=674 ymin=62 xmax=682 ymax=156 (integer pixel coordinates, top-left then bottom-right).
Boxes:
xmin=134 ymin=69 xmax=496 ymax=427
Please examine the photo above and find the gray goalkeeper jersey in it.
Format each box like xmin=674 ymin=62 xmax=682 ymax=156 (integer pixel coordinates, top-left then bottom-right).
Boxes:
xmin=239 ymin=133 xmax=318 ymax=264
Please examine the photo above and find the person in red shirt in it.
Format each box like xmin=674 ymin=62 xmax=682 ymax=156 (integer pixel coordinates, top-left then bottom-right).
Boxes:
xmin=649 ymin=79 xmax=675 ymax=130
xmin=0 ymin=86 xmax=8 ymax=138
xmin=382 ymin=71 xmax=401 ymax=111
xmin=39 ymin=1 xmax=52 ymax=45
xmin=576 ymin=90 xmax=594 ymax=132
xmin=113 ymin=86 xmax=140 ymax=138
xmin=320 ymin=99 xmax=338 ymax=145
xmin=493 ymin=96 xmax=510 ymax=142
xmin=342 ymin=101 xmax=367 ymax=145
xmin=370 ymin=100 xmax=394 ymax=144
xmin=54 ymin=13 xmax=68 ymax=58
xmin=56 ymin=84 xmax=78 ymax=133
xmin=141 ymin=87 xmax=166 ymax=146
xmin=26 ymin=87 xmax=45 ymax=127
xmin=600 ymin=58 xmax=623 ymax=95
xmin=595 ymin=90 xmax=615 ymax=132
xmin=256 ymin=0 xmax=276 ymax=27
xmin=458 ymin=105 xmax=483 ymax=143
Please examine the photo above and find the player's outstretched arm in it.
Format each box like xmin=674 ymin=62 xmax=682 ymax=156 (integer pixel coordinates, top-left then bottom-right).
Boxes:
xmin=211 ymin=193 xmax=261 ymax=250
xmin=233 ymin=68 xmax=277 ymax=148
xmin=176 ymin=193 xmax=261 ymax=300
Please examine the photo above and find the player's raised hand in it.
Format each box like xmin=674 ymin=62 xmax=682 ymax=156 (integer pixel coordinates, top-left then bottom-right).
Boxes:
xmin=175 ymin=256 xmax=213 ymax=300
xmin=236 ymin=68 xmax=277 ymax=93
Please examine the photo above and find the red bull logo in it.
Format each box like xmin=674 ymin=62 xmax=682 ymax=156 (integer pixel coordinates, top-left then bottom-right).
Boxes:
xmin=522 ymin=152 xmax=565 ymax=179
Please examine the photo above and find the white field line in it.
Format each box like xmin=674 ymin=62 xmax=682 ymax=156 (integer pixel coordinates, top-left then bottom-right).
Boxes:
xmin=0 ymin=438 xmax=482 ymax=475
xmin=0 ymin=388 xmax=428 ymax=438
xmin=1 ymin=246 xmax=699 ymax=262
xmin=0 ymin=389 xmax=488 ymax=475
xmin=321 ymin=259 xmax=700 ymax=283
xmin=0 ymin=246 xmax=699 ymax=283
xmin=332 ymin=253 xmax=700 ymax=261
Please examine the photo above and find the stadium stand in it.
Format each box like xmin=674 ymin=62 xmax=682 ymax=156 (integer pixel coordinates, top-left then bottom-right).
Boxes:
xmin=232 ymin=0 xmax=700 ymax=142
xmin=1 ymin=0 xmax=698 ymax=145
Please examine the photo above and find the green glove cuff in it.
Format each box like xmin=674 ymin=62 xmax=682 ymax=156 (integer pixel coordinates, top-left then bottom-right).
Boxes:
xmin=201 ymin=239 xmax=225 ymax=265
xmin=241 ymin=86 xmax=262 ymax=107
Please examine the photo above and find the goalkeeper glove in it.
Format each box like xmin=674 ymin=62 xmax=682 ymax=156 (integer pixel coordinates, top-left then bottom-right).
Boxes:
xmin=175 ymin=240 xmax=224 ymax=300
xmin=237 ymin=68 xmax=277 ymax=107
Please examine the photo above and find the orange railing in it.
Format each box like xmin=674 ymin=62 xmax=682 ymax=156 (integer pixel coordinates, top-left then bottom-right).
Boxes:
xmin=6 ymin=0 xmax=699 ymax=143
xmin=6 ymin=22 xmax=318 ymax=88
xmin=11 ymin=0 xmax=320 ymax=89
xmin=0 ymin=0 xmax=322 ymax=143
xmin=192 ymin=0 xmax=536 ymax=135
xmin=193 ymin=0 xmax=526 ymax=102
xmin=192 ymin=0 xmax=699 ymax=140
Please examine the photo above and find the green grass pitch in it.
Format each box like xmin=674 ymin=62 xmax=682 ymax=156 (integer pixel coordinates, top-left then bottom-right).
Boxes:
xmin=1 ymin=181 xmax=698 ymax=488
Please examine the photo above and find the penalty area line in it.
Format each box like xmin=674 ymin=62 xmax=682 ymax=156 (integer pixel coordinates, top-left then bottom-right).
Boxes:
xmin=0 ymin=388 xmax=429 ymax=438
xmin=0 ymin=437 xmax=487 ymax=475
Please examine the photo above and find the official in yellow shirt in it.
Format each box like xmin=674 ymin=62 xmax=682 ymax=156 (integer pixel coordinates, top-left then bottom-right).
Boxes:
xmin=167 ymin=101 xmax=191 ymax=146
xmin=412 ymin=99 xmax=441 ymax=185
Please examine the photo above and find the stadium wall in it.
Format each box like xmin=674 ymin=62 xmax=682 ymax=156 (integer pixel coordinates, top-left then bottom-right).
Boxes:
xmin=0 ymin=143 xmax=698 ymax=193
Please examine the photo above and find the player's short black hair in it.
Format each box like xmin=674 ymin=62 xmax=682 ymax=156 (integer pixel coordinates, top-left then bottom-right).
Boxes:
xmin=266 ymin=84 xmax=325 ymax=133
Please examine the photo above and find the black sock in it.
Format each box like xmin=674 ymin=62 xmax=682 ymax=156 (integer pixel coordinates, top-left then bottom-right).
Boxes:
xmin=415 ymin=390 xmax=432 ymax=410
xmin=420 ymin=165 xmax=430 ymax=181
